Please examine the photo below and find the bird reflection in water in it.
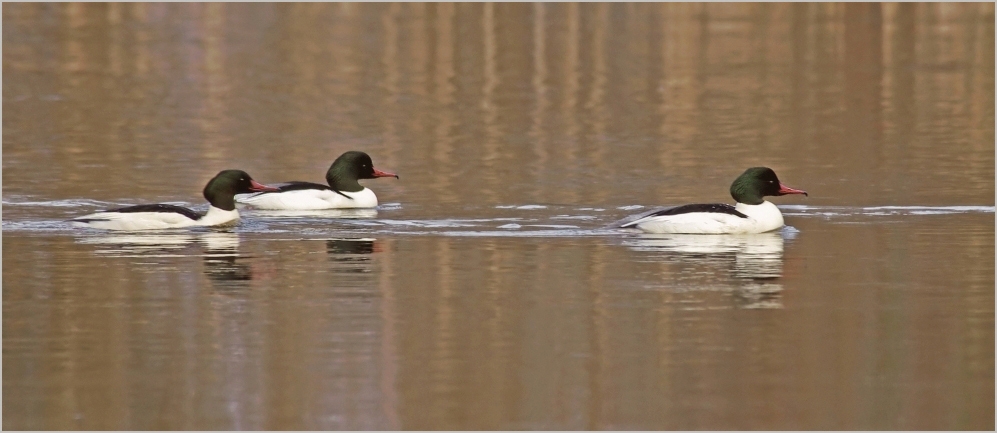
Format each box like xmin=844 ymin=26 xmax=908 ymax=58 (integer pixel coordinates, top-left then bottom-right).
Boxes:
xmin=326 ymin=238 xmax=381 ymax=273
xmin=623 ymin=231 xmax=790 ymax=309
xmin=75 ymin=232 xmax=200 ymax=256
xmin=75 ymin=231 xmax=256 ymax=291
xmin=199 ymin=232 xmax=253 ymax=290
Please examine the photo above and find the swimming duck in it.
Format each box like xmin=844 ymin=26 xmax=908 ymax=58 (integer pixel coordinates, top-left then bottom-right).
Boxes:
xmin=619 ymin=167 xmax=807 ymax=234
xmin=235 ymin=151 xmax=398 ymax=210
xmin=71 ymin=170 xmax=278 ymax=231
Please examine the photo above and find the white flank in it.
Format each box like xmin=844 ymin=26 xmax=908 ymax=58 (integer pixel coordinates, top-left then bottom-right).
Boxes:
xmin=195 ymin=206 xmax=241 ymax=227
xmin=71 ymin=206 xmax=240 ymax=231
xmin=235 ymin=188 xmax=378 ymax=210
xmin=630 ymin=201 xmax=786 ymax=235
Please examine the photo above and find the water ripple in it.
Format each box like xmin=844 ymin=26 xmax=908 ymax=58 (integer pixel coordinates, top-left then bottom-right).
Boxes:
xmin=3 ymin=202 xmax=992 ymax=237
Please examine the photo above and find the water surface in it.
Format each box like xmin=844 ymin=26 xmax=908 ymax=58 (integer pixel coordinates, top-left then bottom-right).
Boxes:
xmin=3 ymin=3 xmax=994 ymax=430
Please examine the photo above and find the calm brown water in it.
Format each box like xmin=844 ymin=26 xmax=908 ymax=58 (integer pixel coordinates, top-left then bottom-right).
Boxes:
xmin=3 ymin=3 xmax=994 ymax=430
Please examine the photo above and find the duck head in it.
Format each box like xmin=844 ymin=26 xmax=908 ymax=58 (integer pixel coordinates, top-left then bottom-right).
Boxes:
xmin=729 ymin=167 xmax=807 ymax=205
xmin=204 ymin=170 xmax=278 ymax=210
xmin=325 ymin=151 xmax=398 ymax=193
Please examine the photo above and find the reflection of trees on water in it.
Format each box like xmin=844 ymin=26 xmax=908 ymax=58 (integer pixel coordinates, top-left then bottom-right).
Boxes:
xmin=10 ymin=3 xmax=990 ymax=209
xmin=624 ymin=231 xmax=789 ymax=309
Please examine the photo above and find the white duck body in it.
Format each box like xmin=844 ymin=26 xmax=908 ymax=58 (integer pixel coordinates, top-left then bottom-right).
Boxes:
xmin=236 ymin=186 xmax=378 ymax=210
xmin=71 ymin=206 xmax=240 ymax=231
xmin=620 ymin=167 xmax=807 ymax=235
xmin=625 ymin=201 xmax=785 ymax=234
xmin=235 ymin=151 xmax=397 ymax=211
xmin=70 ymin=169 xmax=277 ymax=231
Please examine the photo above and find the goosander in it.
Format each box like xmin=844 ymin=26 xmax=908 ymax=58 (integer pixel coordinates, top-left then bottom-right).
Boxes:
xmin=235 ymin=151 xmax=398 ymax=210
xmin=619 ymin=167 xmax=807 ymax=234
xmin=71 ymin=170 xmax=278 ymax=231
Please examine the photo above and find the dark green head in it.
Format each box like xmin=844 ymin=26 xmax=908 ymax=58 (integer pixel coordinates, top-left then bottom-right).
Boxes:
xmin=203 ymin=170 xmax=277 ymax=210
xmin=325 ymin=151 xmax=398 ymax=192
xmin=729 ymin=167 xmax=808 ymax=205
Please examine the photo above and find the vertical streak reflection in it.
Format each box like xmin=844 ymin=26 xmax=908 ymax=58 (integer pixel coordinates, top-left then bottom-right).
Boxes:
xmin=563 ymin=2 xmax=581 ymax=171
xmin=531 ymin=3 xmax=548 ymax=203
xmin=382 ymin=3 xmax=402 ymax=182
xmin=200 ymin=3 xmax=229 ymax=158
xmin=584 ymin=3 xmax=610 ymax=203
xmin=481 ymin=3 xmax=500 ymax=203
xmin=433 ymin=237 xmax=455 ymax=424
xmin=432 ymin=3 xmax=457 ymax=203
xmin=378 ymin=238 xmax=400 ymax=429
